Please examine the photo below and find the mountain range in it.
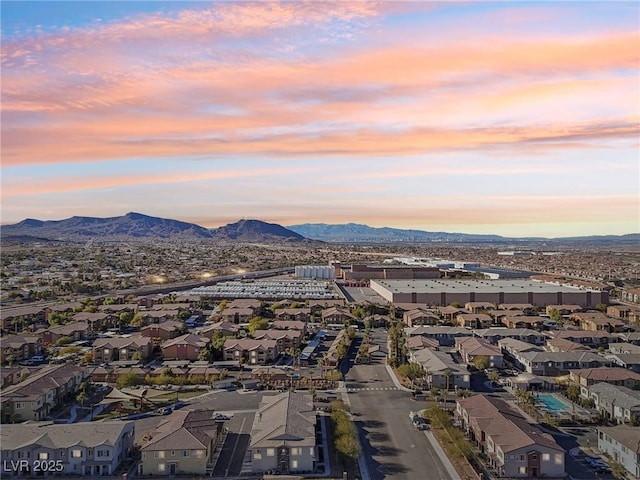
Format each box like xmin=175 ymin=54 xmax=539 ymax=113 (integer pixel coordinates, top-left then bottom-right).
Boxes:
xmin=1 ymin=212 xmax=638 ymax=245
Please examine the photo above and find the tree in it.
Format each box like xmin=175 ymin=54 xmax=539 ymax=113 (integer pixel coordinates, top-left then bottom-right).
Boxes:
xmin=335 ymin=434 xmax=360 ymax=459
xmin=117 ymin=371 xmax=142 ymax=388
xmin=565 ymin=382 xmax=580 ymax=402
xmin=81 ymin=351 xmax=95 ymax=364
xmin=548 ymin=308 xmax=563 ymax=323
xmin=247 ymin=317 xmax=268 ymax=336
xmin=76 ymin=391 xmax=87 ymax=407
xmin=56 ymin=336 xmax=73 ymax=346
xmin=595 ymin=303 xmax=608 ymax=313
xmin=610 ymin=459 xmax=628 ymax=480
xmin=471 ymin=355 xmax=490 ymax=371
xmin=487 ymin=370 xmax=500 ymax=385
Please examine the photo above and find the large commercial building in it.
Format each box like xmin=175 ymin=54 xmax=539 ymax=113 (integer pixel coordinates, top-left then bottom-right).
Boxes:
xmin=370 ymin=279 xmax=607 ymax=308
xmin=294 ymin=265 xmax=335 ymax=280
xmin=343 ymin=264 xmax=440 ymax=281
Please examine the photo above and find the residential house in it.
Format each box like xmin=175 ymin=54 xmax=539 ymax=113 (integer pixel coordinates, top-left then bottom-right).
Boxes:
xmin=224 ymin=339 xmax=278 ymax=365
xmin=73 ymin=312 xmax=111 ymax=333
xmin=547 ymin=330 xmax=619 ymax=348
xmin=456 ymin=394 xmax=565 ymax=478
xmin=499 ymin=303 xmax=535 ymax=314
xmin=274 ymin=308 xmax=311 ymax=322
xmin=403 ymin=326 xmax=473 ymax=347
xmin=0 ymin=335 xmax=43 ymax=364
xmin=200 ymin=321 xmax=240 ymax=338
xmin=139 ymin=410 xmax=225 ymax=476
xmin=40 ymin=322 xmax=91 ymax=346
xmin=597 ymin=426 xmax=640 ymax=479
xmin=517 ymin=351 xmax=610 ymax=376
xmin=474 ymin=328 xmax=546 ymax=346
xmin=501 ymin=316 xmax=544 ymax=330
xmin=408 ymin=347 xmax=470 ymax=390
xmin=465 ymin=302 xmax=495 ymax=313
xmin=620 ymin=287 xmax=640 ymax=304
xmin=403 ymin=309 xmax=439 ymax=327
xmin=606 ymin=353 xmax=640 ymax=373
xmin=93 ymin=336 xmax=152 ymax=363
xmin=457 ymin=313 xmax=492 ymax=329
xmin=253 ymin=329 xmax=302 ymax=352
xmin=141 ymin=320 xmax=184 ymax=341
xmin=456 ymin=337 xmax=504 ymax=369
xmin=607 ymin=305 xmax=640 ymax=320
xmin=498 ymin=338 xmax=544 ymax=370
xmin=570 ymin=367 xmax=640 ymax=391
xmin=321 ymin=307 xmax=356 ymax=325
xmin=0 ymin=364 xmax=89 ymax=423
xmin=0 ymin=421 xmax=135 ymax=477
xmin=272 ymin=320 xmax=307 ymax=336
xmin=0 ymin=305 xmax=47 ymax=334
xmin=228 ymin=299 xmax=262 ymax=311
xmin=219 ymin=307 xmax=255 ymax=324
xmin=406 ymin=336 xmax=440 ymax=351
xmin=161 ymin=334 xmax=210 ymax=361
xmin=248 ymin=392 xmax=317 ymax=474
xmin=545 ymin=305 xmax=582 ymax=316
xmin=570 ymin=312 xmax=625 ymax=333
xmin=583 ymin=383 xmax=640 ymax=425
xmin=618 ymin=332 xmax=640 ymax=346
xmin=436 ymin=306 xmax=467 ymax=323
xmin=546 ymin=338 xmax=592 ymax=353
xmin=609 ymin=343 xmax=640 ymax=355
xmin=308 ymin=299 xmax=344 ymax=315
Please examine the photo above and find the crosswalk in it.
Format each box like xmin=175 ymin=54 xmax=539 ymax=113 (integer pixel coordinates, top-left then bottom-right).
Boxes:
xmin=346 ymin=386 xmax=399 ymax=392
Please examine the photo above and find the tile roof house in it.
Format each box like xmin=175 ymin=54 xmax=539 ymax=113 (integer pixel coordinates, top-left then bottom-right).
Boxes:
xmin=92 ymin=336 xmax=153 ymax=363
xmin=139 ymin=409 xmax=225 ymax=476
xmin=200 ymin=321 xmax=240 ymax=338
xmin=140 ymin=320 xmax=185 ymax=341
xmin=597 ymin=425 xmax=640 ymax=479
xmin=403 ymin=309 xmax=440 ymax=327
xmin=518 ymin=351 xmax=610 ymax=376
xmin=161 ymin=334 xmax=210 ymax=361
xmin=253 ymin=329 xmax=302 ymax=351
xmin=456 ymin=337 xmax=504 ymax=368
xmin=546 ymin=337 xmax=592 ymax=353
xmin=551 ymin=330 xmax=620 ymax=347
xmin=274 ymin=308 xmax=311 ymax=322
xmin=584 ymin=383 xmax=640 ymax=425
xmin=474 ymin=328 xmax=546 ymax=346
xmin=321 ymin=306 xmax=356 ymax=325
xmin=248 ymin=391 xmax=317 ymax=474
xmin=0 ymin=334 xmax=43 ymax=364
xmin=224 ymin=338 xmax=278 ymax=365
xmin=501 ymin=316 xmax=544 ymax=330
xmin=0 ymin=305 xmax=47 ymax=334
xmin=0 ymin=421 xmax=135 ymax=477
xmin=570 ymin=367 xmax=640 ymax=390
xmin=570 ymin=312 xmax=625 ymax=333
xmin=0 ymin=364 xmax=89 ymax=423
xmin=404 ymin=326 xmax=473 ymax=346
xmin=606 ymin=353 xmax=640 ymax=373
xmin=457 ymin=313 xmax=493 ymax=329
xmin=272 ymin=320 xmax=307 ymax=335
xmin=409 ymin=347 xmax=470 ymax=390
xmin=456 ymin=394 xmax=565 ymax=478
xmin=40 ymin=321 xmax=91 ymax=346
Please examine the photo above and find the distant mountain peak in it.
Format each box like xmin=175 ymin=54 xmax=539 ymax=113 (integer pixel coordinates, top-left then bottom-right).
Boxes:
xmin=211 ymin=219 xmax=305 ymax=242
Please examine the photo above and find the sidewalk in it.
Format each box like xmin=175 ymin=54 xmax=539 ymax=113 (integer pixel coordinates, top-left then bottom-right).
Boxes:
xmin=384 ymin=364 xmax=413 ymax=392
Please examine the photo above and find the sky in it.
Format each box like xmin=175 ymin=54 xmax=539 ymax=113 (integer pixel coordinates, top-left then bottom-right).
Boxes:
xmin=1 ymin=1 xmax=639 ymax=238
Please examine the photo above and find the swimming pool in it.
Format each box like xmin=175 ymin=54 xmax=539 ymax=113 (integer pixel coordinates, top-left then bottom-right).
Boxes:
xmin=537 ymin=394 xmax=570 ymax=411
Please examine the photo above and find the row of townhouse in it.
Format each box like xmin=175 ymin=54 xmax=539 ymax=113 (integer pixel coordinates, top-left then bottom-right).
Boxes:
xmin=569 ymin=367 xmax=640 ymax=390
xmin=0 ymin=421 xmax=135 ymax=477
xmin=569 ymin=312 xmax=627 ymax=333
xmin=139 ymin=410 xmax=225 ymax=476
xmin=0 ymin=364 xmax=89 ymax=423
xmin=597 ymin=425 xmax=640 ymax=479
xmin=510 ymin=350 xmax=610 ymax=376
xmin=580 ymin=382 xmax=640 ymax=425
xmin=408 ymin=347 xmax=470 ymax=390
xmin=455 ymin=337 xmax=504 ymax=369
xmin=456 ymin=394 xmax=565 ymax=478
xmin=403 ymin=326 xmax=547 ymax=348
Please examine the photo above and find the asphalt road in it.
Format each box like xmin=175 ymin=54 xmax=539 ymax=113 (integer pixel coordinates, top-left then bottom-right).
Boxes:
xmin=344 ymin=331 xmax=456 ymax=480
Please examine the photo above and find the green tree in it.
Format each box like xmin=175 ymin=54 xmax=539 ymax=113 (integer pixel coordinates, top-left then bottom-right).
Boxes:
xmin=595 ymin=303 xmax=608 ymax=313
xmin=471 ymin=355 xmax=490 ymax=371
xmin=117 ymin=371 xmax=142 ymax=388
xmin=548 ymin=308 xmax=563 ymax=323
xmin=76 ymin=391 xmax=87 ymax=407
xmin=56 ymin=336 xmax=73 ymax=346
xmin=335 ymin=434 xmax=360 ymax=459
xmin=610 ymin=459 xmax=628 ymax=479
xmin=247 ymin=317 xmax=269 ymax=336
xmin=565 ymin=382 xmax=580 ymax=402
xmin=487 ymin=370 xmax=500 ymax=384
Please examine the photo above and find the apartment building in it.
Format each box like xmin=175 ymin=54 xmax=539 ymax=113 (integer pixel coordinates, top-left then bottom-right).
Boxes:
xmin=200 ymin=321 xmax=240 ymax=338
xmin=0 ymin=305 xmax=47 ymax=334
xmin=92 ymin=336 xmax=153 ymax=363
xmin=0 ymin=364 xmax=89 ymax=423
xmin=606 ymin=353 xmax=640 ymax=373
xmin=456 ymin=313 xmax=492 ymax=329
xmin=403 ymin=309 xmax=440 ymax=327
xmin=474 ymin=328 xmax=546 ymax=346
xmin=139 ymin=410 xmax=225 ymax=476
xmin=548 ymin=330 xmax=619 ymax=347
xmin=455 ymin=337 xmax=504 ymax=368
xmin=0 ymin=334 xmax=43 ymax=364
xmin=404 ymin=326 xmax=473 ymax=347
xmin=0 ymin=421 xmax=135 ymax=477
xmin=274 ymin=308 xmax=311 ymax=322
xmin=570 ymin=312 xmax=625 ymax=333
xmin=249 ymin=392 xmax=317 ymax=474
xmin=224 ymin=338 xmax=278 ymax=365
xmin=456 ymin=395 xmax=565 ymax=478
xmin=584 ymin=383 xmax=640 ymax=425
xmin=40 ymin=322 xmax=91 ymax=346
xmin=546 ymin=337 xmax=592 ymax=353
xmin=140 ymin=320 xmax=184 ymax=341
xmin=253 ymin=329 xmax=302 ymax=351
xmin=571 ymin=367 xmax=640 ymax=391
xmin=597 ymin=425 xmax=640 ymax=479
xmin=409 ymin=348 xmax=470 ymax=390
xmin=161 ymin=334 xmax=210 ymax=361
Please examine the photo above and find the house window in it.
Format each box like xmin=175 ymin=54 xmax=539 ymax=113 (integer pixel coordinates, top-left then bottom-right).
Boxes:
xmin=196 ymin=450 xmax=205 ymax=459
xmin=154 ymin=451 xmax=165 ymax=459
xmin=38 ymin=452 xmax=49 ymax=460
xmin=182 ymin=450 xmax=190 ymax=457
xmin=59 ymin=449 xmax=65 ymax=457
xmin=291 ymin=448 xmax=301 ymax=456
xmin=519 ymin=467 xmax=527 ymax=474
xmin=72 ymin=450 xmax=82 ymax=458
xmin=15 ymin=403 xmax=22 ymax=409
xmin=555 ymin=454 xmax=563 ymax=465
xmin=158 ymin=463 xmax=165 ymax=473
xmin=542 ymin=453 xmax=550 ymax=461
xmin=266 ymin=448 xmax=275 ymax=457
xmin=254 ymin=451 xmax=262 ymax=460
xmin=310 ymin=447 xmax=315 ymax=456
xmin=518 ymin=455 xmax=525 ymax=462
xmin=291 ymin=459 xmax=298 ymax=469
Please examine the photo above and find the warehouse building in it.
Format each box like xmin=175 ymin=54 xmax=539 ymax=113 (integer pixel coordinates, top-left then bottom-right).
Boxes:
xmin=370 ymin=279 xmax=607 ymax=308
